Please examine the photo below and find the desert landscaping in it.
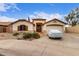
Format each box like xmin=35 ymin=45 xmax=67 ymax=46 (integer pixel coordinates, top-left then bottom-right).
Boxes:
xmin=0 ymin=33 xmax=78 ymax=56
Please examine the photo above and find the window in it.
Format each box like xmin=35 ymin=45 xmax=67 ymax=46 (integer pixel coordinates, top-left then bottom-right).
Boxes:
xmin=18 ymin=25 xmax=28 ymax=31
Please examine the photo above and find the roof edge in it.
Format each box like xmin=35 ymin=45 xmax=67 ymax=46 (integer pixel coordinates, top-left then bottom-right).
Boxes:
xmin=9 ymin=19 xmax=34 ymax=25
xmin=43 ymin=18 xmax=67 ymax=25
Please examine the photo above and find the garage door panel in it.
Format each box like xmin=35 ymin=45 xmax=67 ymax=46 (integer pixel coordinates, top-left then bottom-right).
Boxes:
xmin=46 ymin=26 xmax=63 ymax=32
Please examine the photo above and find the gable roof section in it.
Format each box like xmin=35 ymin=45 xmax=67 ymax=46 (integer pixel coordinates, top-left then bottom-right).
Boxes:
xmin=43 ymin=18 xmax=67 ymax=25
xmin=10 ymin=19 xmax=34 ymax=25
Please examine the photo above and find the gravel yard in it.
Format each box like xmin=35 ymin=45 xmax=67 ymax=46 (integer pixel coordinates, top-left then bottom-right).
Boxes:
xmin=0 ymin=33 xmax=79 ymax=56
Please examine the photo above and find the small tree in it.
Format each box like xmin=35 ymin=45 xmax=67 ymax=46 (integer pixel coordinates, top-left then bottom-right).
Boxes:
xmin=72 ymin=20 xmax=78 ymax=26
xmin=65 ymin=8 xmax=79 ymax=26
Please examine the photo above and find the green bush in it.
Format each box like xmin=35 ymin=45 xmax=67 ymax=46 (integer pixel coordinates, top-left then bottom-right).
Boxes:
xmin=22 ymin=32 xmax=32 ymax=40
xmin=22 ymin=32 xmax=40 ymax=39
xmin=13 ymin=32 xmax=19 ymax=36
xmin=32 ymin=32 xmax=40 ymax=39
xmin=13 ymin=32 xmax=40 ymax=40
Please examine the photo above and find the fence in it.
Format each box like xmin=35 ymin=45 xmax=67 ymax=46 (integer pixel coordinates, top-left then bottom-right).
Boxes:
xmin=65 ymin=25 xmax=79 ymax=33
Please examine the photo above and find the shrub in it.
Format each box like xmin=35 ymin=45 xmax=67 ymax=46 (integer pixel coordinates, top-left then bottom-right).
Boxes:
xmin=32 ymin=32 xmax=40 ymax=39
xmin=22 ymin=32 xmax=32 ymax=40
xmin=13 ymin=32 xmax=40 ymax=40
xmin=22 ymin=32 xmax=40 ymax=40
xmin=13 ymin=32 xmax=19 ymax=36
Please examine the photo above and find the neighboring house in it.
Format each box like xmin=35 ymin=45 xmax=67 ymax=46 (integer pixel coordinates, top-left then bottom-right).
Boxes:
xmin=0 ymin=18 xmax=66 ymax=33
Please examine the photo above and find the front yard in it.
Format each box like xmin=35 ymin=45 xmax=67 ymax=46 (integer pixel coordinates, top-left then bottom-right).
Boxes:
xmin=0 ymin=33 xmax=79 ymax=55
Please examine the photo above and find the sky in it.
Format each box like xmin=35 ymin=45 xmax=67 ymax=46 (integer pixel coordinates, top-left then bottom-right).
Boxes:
xmin=0 ymin=3 xmax=79 ymax=22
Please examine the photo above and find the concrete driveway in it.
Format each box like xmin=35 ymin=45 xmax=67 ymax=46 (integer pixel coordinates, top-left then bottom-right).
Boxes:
xmin=0 ymin=33 xmax=79 ymax=56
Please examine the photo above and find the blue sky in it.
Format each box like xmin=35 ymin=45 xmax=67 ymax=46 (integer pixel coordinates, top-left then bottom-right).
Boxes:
xmin=0 ymin=3 xmax=79 ymax=22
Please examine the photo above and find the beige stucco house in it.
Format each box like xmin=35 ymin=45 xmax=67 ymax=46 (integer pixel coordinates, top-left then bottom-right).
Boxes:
xmin=0 ymin=18 xmax=66 ymax=33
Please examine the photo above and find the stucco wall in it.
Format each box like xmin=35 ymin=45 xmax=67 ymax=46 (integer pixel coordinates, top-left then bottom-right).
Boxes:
xmin=12 ymin=21 xmax=34 ymax=32
xmin=66 ymin=25 xmax=79 ymax=33
xmin=7 ymin=25 xmax=13 ymax=33
xmin=0 ymin=26 xmax=4 ymax=32
xmin=33 ymin=20 xmax=46 ymax=24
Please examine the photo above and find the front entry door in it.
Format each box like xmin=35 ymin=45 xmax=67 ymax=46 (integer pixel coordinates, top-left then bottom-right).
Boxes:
xmin=36 ymin=23 xmax=42 ymax=32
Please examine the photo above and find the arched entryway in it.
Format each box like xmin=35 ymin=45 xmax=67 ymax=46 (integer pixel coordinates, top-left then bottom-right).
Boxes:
xmin=36 ymin=23 xmax=42 ymax=32
xmin=18 ymin=25 xmax=28 ymax=31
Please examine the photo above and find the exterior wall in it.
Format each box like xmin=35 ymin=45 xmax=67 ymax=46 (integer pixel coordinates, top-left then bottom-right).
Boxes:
xmin=6 ymin=26 xmax=9 ymax=32
xmin=12 ymin=21 xmax=34 ymax=32
xmin=0 ymin=26 xmax=9 ymax=33
xmin=7 ymin=25 xmax=13 ymax=33
xmin=0 ymin=26 xmax=4 ymax=32
xmin=66 ymin=25 xmax=79 ymax=33
xmin=33 ymin=20 xmax=46 ymax=24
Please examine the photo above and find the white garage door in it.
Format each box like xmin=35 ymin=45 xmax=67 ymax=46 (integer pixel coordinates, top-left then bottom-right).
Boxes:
xmin=46 ymin=26 xmax=63 ymax=32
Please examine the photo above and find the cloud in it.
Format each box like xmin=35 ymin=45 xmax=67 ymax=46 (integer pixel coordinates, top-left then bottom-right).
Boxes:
xmin=0 ymin=15 xmax=17 ymax=22
xmin=0 ymin=3 xmax=20 ymax=22
xmin=29 ymin=12 xmax=65 ymax=21
xmin=0 ymin=3 xmax=20 ymax=12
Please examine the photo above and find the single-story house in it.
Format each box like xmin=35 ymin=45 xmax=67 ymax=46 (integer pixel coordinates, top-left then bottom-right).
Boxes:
xmin=0 ymin=18 xmax=66 ymax=33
